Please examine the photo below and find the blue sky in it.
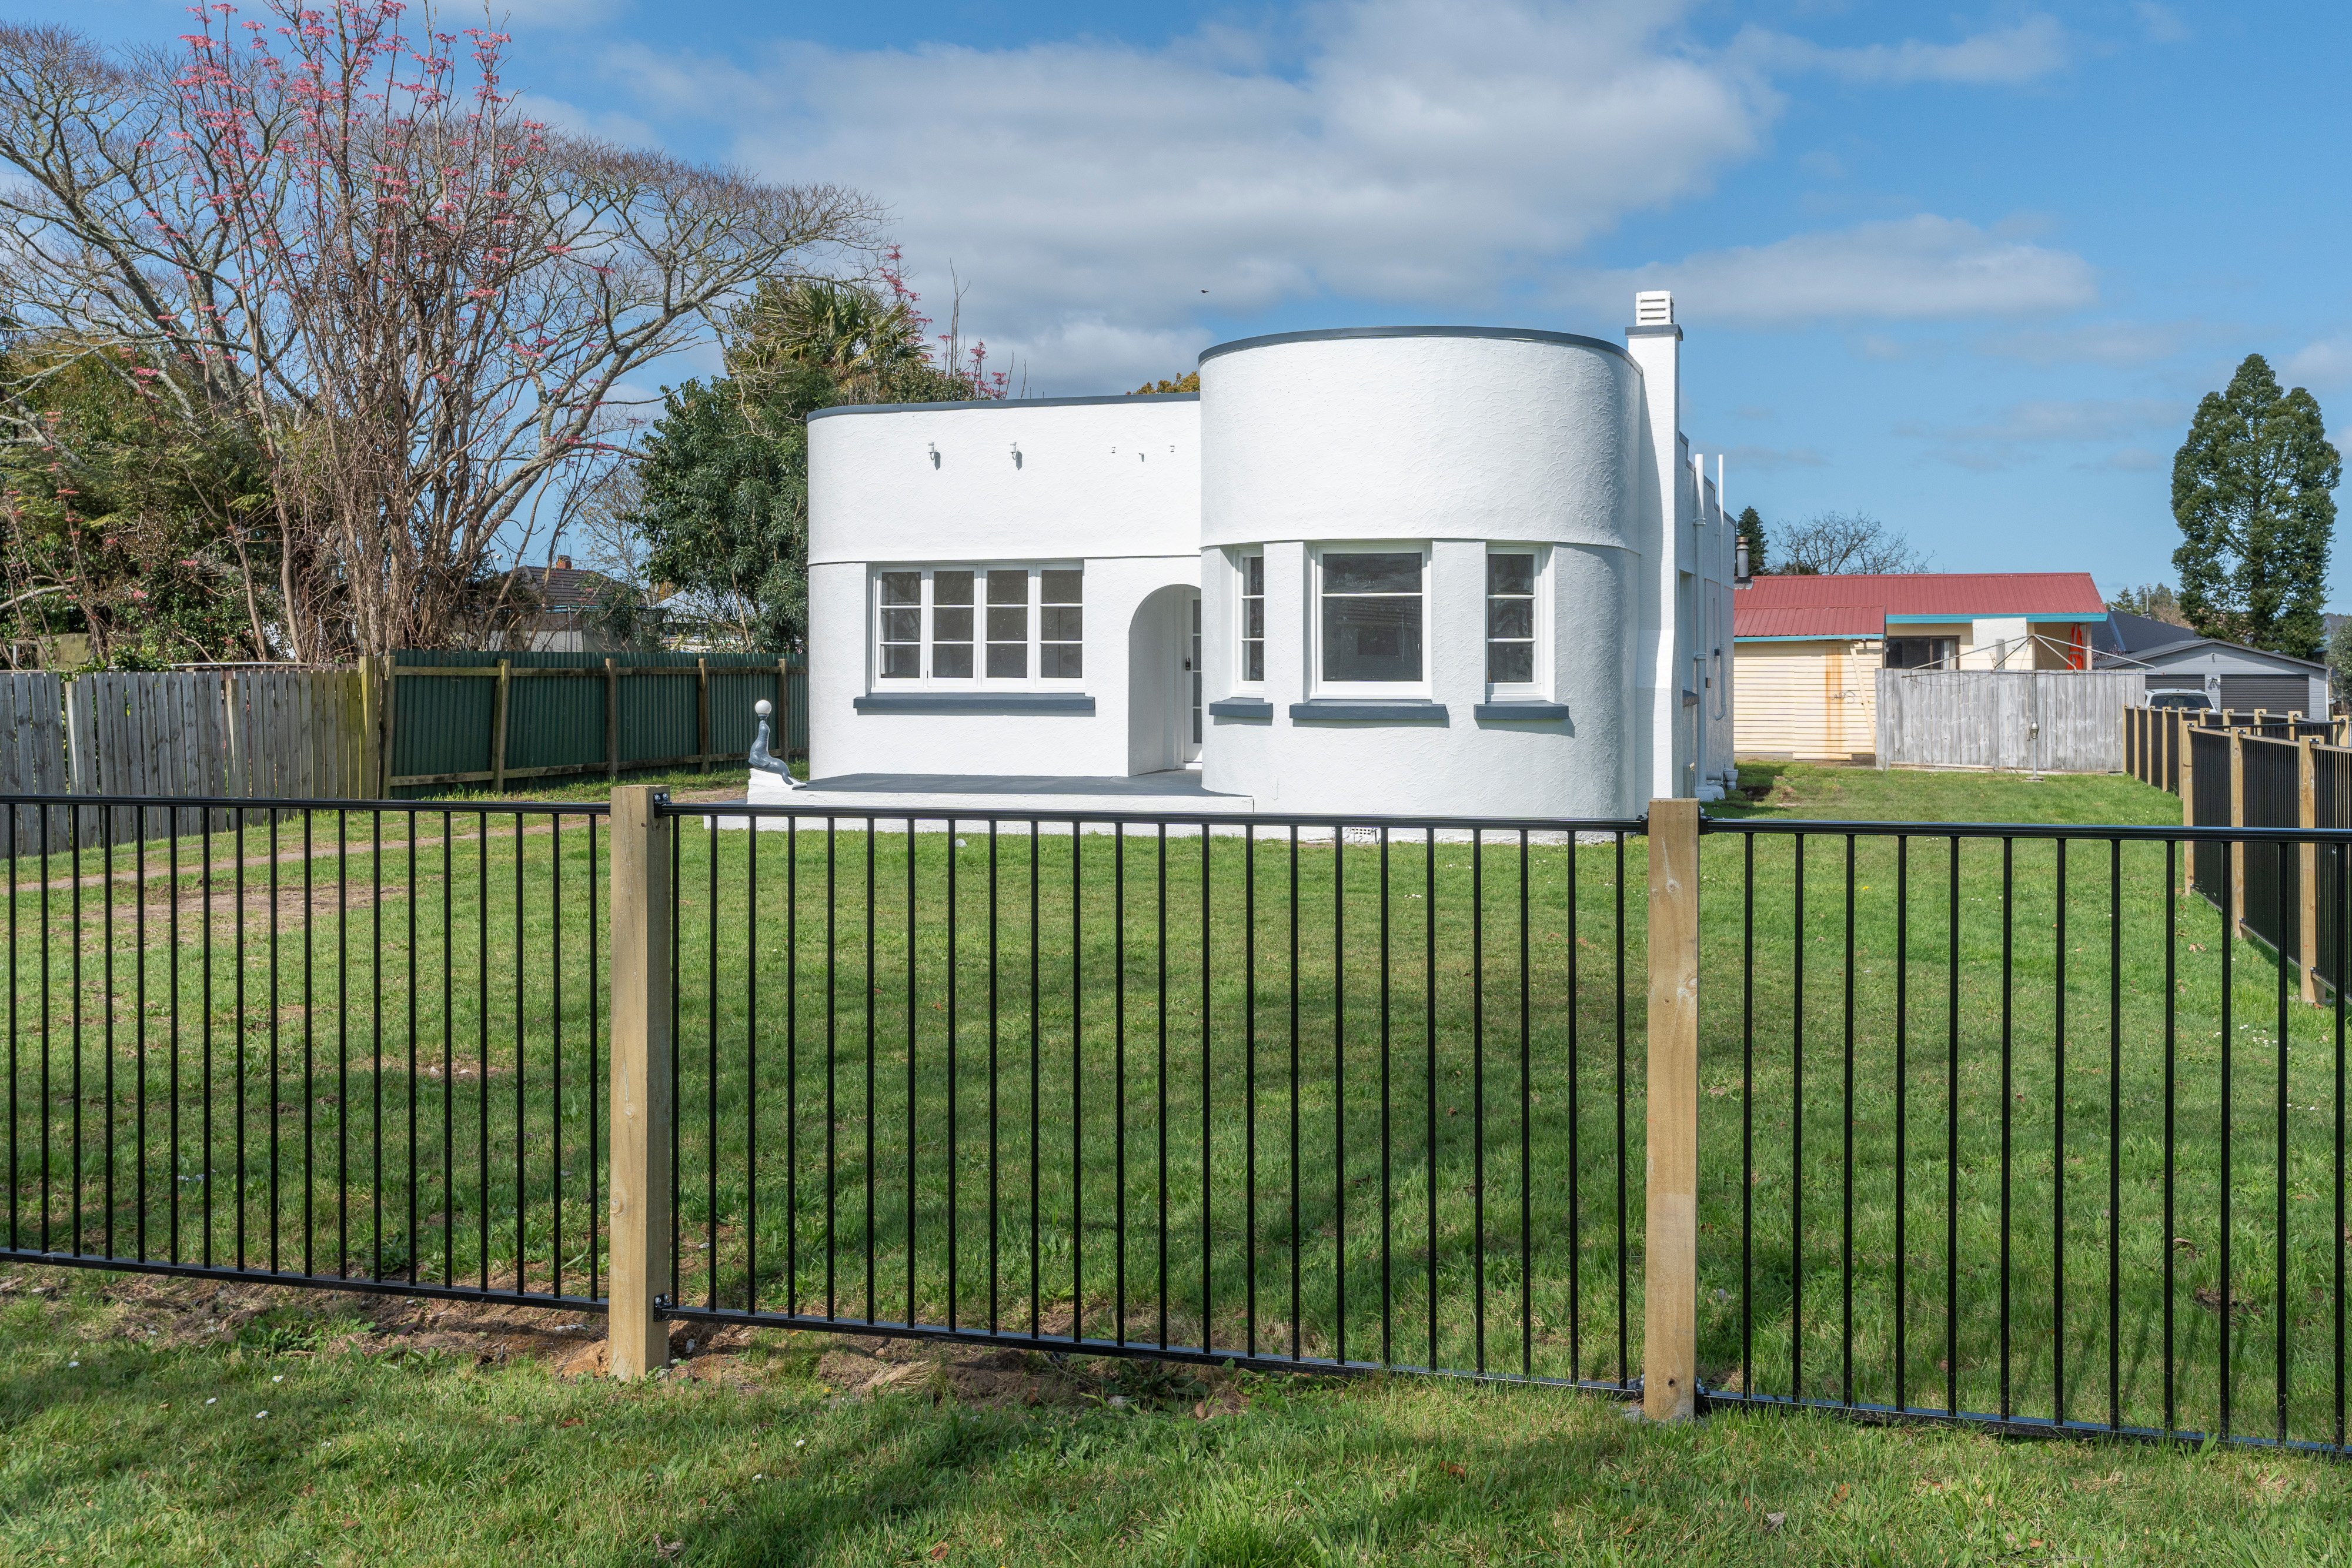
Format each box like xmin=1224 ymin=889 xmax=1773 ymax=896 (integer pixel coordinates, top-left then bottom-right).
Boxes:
xmin=35 ymin=1 xmax=2352 ymax=601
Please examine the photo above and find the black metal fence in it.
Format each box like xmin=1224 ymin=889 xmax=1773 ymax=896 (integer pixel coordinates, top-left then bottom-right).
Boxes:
xmin=657 ymin=804 xmax=1649 ymax=1388
xmin=1 ymin=795 xmax=607 ymax=1309
xmin=1699 ymin=816 xmax=2350 ymax=1455
xmin=8 ymin=788 xmax=2352 ymax=1461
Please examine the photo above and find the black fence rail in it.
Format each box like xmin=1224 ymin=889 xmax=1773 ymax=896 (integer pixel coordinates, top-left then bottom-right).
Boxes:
xmin=0 ymin=795 xmax=607 ymax=1309
xmin=1699 ymin=816 xmax=2352 ymax=1455
xmin=9 ymin=784 xmax=2352 ymax=1464
xmin=657 ymin=802 xmax=1651 ymax=1388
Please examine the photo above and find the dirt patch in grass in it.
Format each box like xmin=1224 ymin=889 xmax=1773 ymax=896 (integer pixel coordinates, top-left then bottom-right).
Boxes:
xmin=0 ymin=1262 xmax=1251 ymax=1416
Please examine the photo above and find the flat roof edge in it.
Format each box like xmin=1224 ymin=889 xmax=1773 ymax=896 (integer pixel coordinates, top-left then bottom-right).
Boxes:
xmin=1197 ymin=325 xmax=1635 ymax=367
xmin=810 ymin=392 xmax=1199 ymax=422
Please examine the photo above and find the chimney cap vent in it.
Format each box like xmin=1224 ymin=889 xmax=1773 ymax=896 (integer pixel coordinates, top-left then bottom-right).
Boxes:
xmin=1634 ymin=290 xmax=1674 ymax=325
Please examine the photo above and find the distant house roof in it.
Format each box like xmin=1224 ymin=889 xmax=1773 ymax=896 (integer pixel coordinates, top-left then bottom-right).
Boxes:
xmin=1733 ymin=571 xmax=2106 ymax=640
xmin=508 ymin=560 xmax=614 ymax=614
xmin=1735 ymin=604 xmax=1887 ymax=639
xmin=2095 ymin=608 xmax=2196 ymax=656
xmin=2093 ymin=635 xmax=2327 ymax=675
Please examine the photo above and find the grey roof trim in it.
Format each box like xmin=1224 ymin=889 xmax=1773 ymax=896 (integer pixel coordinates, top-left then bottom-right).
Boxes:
xmin=1288 ymin=699 xmax=1450 ymax=724
xmin=2095 ymin=636 xmax=2327 ymax=674
xmin=854 ymin=692 xmax=1097 ymax=716
xmin=1207 ymin=696 xmax=1274 ymax=719
xmin=1473 ymin=701 xmax=1571 ymax=723
xmin=810 ymin=392 xmax=1197 ymax=422
xmin=1199 ymin=326 xmax=1632 ymax=368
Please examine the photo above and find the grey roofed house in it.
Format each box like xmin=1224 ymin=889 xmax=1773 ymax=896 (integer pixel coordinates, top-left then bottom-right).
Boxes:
xmin=2092 ymin=623 xmax=2330 ymax=716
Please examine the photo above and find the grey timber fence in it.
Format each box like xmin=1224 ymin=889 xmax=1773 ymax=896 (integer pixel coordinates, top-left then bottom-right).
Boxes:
xmin=388 ymin=651 xmax=804 ymax=798
xmin=2 ymin=667 xmax=371 ymax=852
xmin=1875 ymin=670 xmax=2144 ymax=774
xmin=0 ymin=673 xmax=66 ymax=853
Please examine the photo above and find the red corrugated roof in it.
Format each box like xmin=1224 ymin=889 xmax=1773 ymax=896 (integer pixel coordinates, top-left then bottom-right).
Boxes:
xmin=1736 ymin=604 xmax=1886 ymax=638
xmin=1734 ymin=571 xmax=2104 ymax=623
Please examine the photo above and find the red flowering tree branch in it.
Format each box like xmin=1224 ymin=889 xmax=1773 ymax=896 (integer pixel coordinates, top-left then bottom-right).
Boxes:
xmin=0 ymin=6 xmax=877 ymax=656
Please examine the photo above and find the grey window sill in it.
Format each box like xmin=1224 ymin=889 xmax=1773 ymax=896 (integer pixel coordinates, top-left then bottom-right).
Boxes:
xmin=854 ymin=691 xmax=1095 ymax=716
xmin=1207 ymin=697 xmax=1274 ymax=719
xmin=1473 ymin=701 xmax=1571 ymax=722
xmin=1288 ymin=700 xmax=1448 ymax=724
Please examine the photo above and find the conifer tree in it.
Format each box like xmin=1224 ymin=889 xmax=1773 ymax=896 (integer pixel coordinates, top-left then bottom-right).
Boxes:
xmin=1735 ymin=505 xmax=1769 ymax=574
xmin=2171 ymin=354 xmax=2340 ymax=658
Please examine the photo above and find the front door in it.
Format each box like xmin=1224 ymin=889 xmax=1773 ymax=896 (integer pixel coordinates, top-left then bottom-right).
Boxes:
xmin=1179 ymin=591 xmax=1202 ymax=764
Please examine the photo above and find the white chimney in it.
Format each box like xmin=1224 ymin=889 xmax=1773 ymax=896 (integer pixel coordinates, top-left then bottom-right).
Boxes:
xmin=1635 ymin=290 xmax=1675 ymax=326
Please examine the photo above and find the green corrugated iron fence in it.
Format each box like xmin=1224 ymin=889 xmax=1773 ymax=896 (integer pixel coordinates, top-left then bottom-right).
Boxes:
xmin=388 ymin=650 xmax=804 ymax=798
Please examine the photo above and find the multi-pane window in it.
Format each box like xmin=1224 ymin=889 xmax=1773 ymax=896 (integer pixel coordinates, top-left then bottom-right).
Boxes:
xmin=1318 ymin=548 xmax=1425 ymax=690
xmin=1041 ymin=569 xmax=1084 ymax=678
xmin=1238 ymin=551 xmax=1265 ymax=684
xmin=1485 ymin=551 xmax=1537 ymax=687
xmin=875 ymin=565 xmax=1083 ymax=686
xmin=985 ymin=569 xmax=1028 ymax=678
xmin=877 ymin=571 xmax=924 ymax=678
xmin=932 ymin=570 xmax=974 ymax=678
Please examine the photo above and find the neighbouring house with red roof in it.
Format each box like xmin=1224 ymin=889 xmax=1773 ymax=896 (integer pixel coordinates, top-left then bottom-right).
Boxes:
xmin=1732 ymin=572 xmax=2109 ymax=762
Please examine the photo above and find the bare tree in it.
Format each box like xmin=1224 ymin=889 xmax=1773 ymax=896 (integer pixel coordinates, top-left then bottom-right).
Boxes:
xmin=1773 ymin=511 xmax=1931 ymax=576
xmin=0 ymin=8 xmax=878 ymax=658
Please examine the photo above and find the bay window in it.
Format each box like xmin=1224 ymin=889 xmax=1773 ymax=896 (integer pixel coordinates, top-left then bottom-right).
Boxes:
xmin=1237 ymin=550 xmax=1265 ymax=685
xmin=1312 ymin=545 xmax=1426 ymax=696
xmin=1484 ymin=547 xmax=1546 ymax=697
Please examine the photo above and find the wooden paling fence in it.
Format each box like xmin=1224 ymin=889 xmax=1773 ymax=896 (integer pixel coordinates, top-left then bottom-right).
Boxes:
xmin=1 ymin=671 xmax=68 ymax=852
xmin=1 ymin=666 xmax=375 ymax=852
xmin=1875 ymin=668 xmax=2144 ymax=773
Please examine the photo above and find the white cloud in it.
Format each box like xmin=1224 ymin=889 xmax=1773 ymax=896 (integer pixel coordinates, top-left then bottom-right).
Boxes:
xmin=1935 ymin=397 xmax=2183 ymax=444
xmin=677 ymin=0 xmax=1768 ymax=376
xmin=603 ymin=1 xmax=2078 ymax=389
xmin=1734 ymin=15 xmax=2069 ymax=86
xmin=2134 ymin=4 xmax=2191 ymax=45
xmin=1976 ymin=320 xmax=2197 ymax=368
xmin=519 ymin=93 xmax=657 ymax=150
xmin=2284 ymin=336 xmax=2352 ymax=390
xmin=1581 ymin=215 xmax=2097 ymax=327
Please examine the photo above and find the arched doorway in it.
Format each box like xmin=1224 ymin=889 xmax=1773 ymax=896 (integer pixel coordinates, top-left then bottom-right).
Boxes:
xmin=1127 ymin=584 xmax=1201 ymax=775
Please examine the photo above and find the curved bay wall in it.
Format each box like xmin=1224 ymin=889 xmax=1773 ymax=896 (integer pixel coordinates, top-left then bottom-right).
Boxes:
xmin=1197 ymin=330 xmax=1645 ymax=818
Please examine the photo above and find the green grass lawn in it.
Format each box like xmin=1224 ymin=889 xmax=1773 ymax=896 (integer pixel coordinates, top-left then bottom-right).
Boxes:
xmin=9 ymin=1262 xmax=2352 ymax=1567
xmin=9 ymin=761 xmax=2352 ymax=1561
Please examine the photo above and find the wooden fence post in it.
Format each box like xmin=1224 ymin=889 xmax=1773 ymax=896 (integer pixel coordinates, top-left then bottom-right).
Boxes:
xmin=2181 ymin=722 xmax=2196 ymax=893
xmin=490 ymin=658 xmax=512 ymax=795
xmin=1643 ymin=797 xmax=1700 ymax=1423
xmin=2301 ymin=737 xmax=2319 ymax=1005
xmin=380 ymin=655 xmax=399 ymax=798
xmin=359 ymin=656 xmax=382 ymax=800
xmin=606 ymin=657 xmax=620 ymax=781
xmin=2230 ymin=731 xmax=2246 ymax=937
xmin=608 ymin=784 xmax=673 ymax=1378
xmin=696 ymin=657 xmax=711 ymax=773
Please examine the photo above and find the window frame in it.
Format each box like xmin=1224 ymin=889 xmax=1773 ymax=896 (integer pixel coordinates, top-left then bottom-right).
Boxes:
xmin=1232 ymin=547 xmax=1266 ymax=691
xmin=1482 ymin=543 xmax=1550 ymax=701
xmin=871 ymin=563 xmax=1086 ymax=691
xmin=1308 ymin=541 xmax=1432 ymax=700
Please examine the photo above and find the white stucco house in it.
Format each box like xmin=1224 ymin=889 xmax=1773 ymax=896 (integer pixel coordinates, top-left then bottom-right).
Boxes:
xmin=755 ymin=292 xmax=1737 ymax=823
